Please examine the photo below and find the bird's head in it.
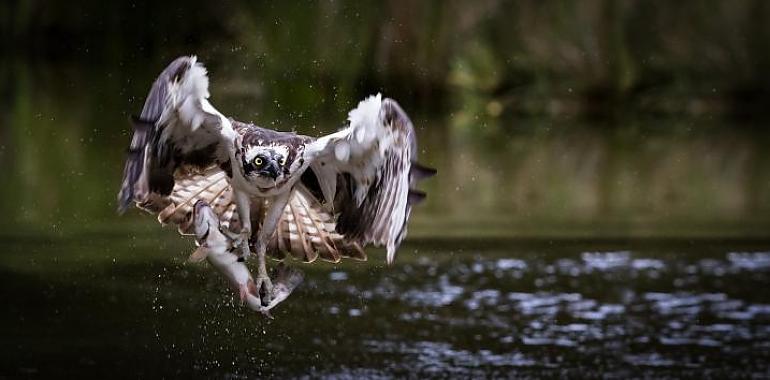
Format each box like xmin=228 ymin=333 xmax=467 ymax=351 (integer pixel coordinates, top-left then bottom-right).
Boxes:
xmin=241 ymin=145 xmax=291 ymax=188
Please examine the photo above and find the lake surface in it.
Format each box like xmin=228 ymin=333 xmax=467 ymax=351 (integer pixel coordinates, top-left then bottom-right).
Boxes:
xmin=2 ymin=60 xmax=770 ymax=378
xmin=2 ymin=235 xmax=770 ymax=378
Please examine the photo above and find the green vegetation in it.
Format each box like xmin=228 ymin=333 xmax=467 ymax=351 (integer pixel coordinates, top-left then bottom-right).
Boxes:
xmin=4 ymin=1 xmax=770 ymax=117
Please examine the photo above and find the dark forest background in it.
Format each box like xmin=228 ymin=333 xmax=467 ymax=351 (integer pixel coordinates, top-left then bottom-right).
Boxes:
xmin=4 ymin=0 xmax=770 ymax=117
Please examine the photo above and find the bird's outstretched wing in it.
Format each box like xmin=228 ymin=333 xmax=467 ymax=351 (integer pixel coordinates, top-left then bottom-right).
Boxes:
xmin=139 ymin=165 xmax=366 ymax=263
xmin=304 ymin=94 xmax=436 ymax=264
xmin=117 ymin=55 xmax=236 ymax=213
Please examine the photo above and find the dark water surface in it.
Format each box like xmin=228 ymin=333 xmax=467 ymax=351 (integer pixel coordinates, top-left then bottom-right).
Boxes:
xmin=2 ymin=233 xmax=770 ymax=378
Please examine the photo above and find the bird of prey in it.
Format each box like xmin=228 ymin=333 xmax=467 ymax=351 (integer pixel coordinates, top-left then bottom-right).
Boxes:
xmin=117 ymin=56 xmax=435 ymax=315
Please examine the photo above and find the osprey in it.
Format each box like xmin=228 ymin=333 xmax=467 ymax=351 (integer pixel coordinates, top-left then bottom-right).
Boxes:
xmin=117 ymin=56 xmax=435 ymax=315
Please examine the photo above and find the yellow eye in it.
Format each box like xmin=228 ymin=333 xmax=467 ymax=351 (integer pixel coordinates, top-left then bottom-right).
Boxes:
xmin=280 ymin=157 xmax=287 ymax=166
xmin=254 ymin=157 xmax=263 ymax=166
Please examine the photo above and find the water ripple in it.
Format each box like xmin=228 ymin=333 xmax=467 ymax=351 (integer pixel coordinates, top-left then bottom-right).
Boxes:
xmin=357 ymin=249 xmax=770 ymax=377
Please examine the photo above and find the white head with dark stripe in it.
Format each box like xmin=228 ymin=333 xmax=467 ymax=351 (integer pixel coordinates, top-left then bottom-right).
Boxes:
xmin=241 ymin=144 xmax=291 ymax=188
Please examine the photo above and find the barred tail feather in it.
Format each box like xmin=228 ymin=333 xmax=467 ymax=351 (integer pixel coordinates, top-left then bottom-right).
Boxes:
xmin=269 ymin=186 xmax=366 ymax=263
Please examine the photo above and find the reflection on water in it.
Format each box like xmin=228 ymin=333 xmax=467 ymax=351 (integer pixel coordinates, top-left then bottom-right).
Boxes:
xmin=426 ymin=122 xmax=770 ymax=238
xmin=310 ymin=247 xmax=770 ymax=377
xmin=1 ymin=235 xmax=769 ymax=377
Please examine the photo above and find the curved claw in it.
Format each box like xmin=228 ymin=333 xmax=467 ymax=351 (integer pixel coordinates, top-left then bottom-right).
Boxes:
xmin=240 ymin=265 xmax=304 ymax=317
xmin=264 ymin=264 xmax=304 ymax=309
xmin=240 ymin=282 xmax=269 ymax=314
xmin=249 ymin=263 xmax=305 ymax=319
xmin=219 ymin=226 xmax=252 ymax=261
xmin=254 ymin=273 xmax=274 ymax=306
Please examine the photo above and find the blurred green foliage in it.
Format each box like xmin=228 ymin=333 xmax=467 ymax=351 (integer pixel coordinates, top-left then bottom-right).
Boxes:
xmin=4 ymin=0 xmax=770 ymax=117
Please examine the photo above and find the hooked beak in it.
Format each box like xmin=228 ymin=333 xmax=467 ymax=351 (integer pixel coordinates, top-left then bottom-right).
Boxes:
xmin=260 ymin=161 xmax=280 ymax=180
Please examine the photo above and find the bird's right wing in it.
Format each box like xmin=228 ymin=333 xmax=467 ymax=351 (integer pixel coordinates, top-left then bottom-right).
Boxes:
xmin=117 ymin=55 xmax=237 ymax=213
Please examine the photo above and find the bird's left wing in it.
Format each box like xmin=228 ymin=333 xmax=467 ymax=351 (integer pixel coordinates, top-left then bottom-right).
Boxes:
xmin=304 ymin=94 xmax=436 ymax=264
xmin=117 ymin=55 xmax=236 ymax=213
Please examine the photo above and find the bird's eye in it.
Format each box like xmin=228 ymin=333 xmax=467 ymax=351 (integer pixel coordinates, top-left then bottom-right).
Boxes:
xmin=254 ymin=157 xmax=263 ymax=166
xmin=280 ymin=157 xmax=287 ymax=166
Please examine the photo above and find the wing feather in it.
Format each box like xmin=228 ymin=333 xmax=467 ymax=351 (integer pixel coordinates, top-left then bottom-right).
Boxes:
xmin=304 ymin=95 xmax=435 ymax=264
xmin=117 ymin=55 xmax=236 ymax=213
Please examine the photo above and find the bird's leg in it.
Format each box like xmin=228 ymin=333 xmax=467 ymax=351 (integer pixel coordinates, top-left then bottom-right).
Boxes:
xmin=191 ymin=200 xmax=303 ymax=317
xmin=252 ymin=191 xmax=291 ymax=306
xmin=261 ymin=263 xmax=304 ymax=316
xmin=233 ymin=189 xmax=253 ymax=261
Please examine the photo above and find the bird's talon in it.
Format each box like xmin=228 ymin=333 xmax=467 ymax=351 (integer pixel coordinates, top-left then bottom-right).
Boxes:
xmin=255 ymin=274 xmax=273 ymax=306
xmin=236 ymin=228 xmax=252 ymax=261
xmin=260 ymin=308 xmax=274 ymax=319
